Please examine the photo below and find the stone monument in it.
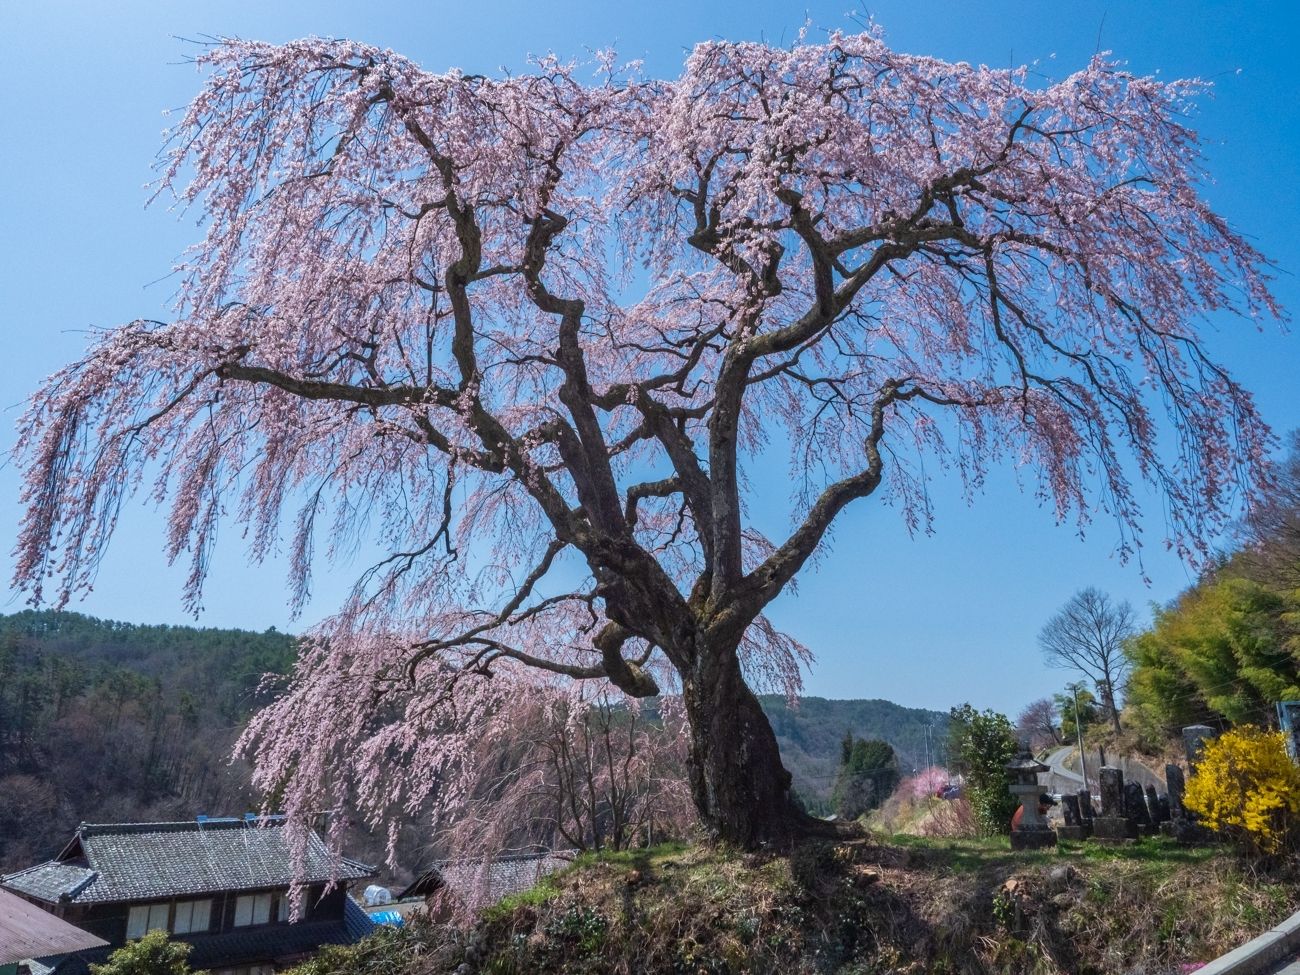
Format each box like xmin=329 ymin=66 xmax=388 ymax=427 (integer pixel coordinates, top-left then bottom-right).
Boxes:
xmin=1125 ymin=780 xmax=1154 ymax=835
xmin=1183 ymin=725 xmax=1216 ymax=771
xmin=1006 ymin=749 xmax=1057 ymax=850
xmin=1076 ymin=788 xmax=1095 ymax=826
xmin=1058 ymin=793 xmax=1088 ymax=841
xmin=1165 ymin=764 xmax=1186 ymax=821
xmin=1156 ymin=794 xmax=1171 ymax=824
xmin=1164 ymin=747 xmax=1211 ymax=844
xmin=1145 ymin=784 xmax=1168 ymax=825
xmin=1092 ymin=766 xmax=1139 ymax=841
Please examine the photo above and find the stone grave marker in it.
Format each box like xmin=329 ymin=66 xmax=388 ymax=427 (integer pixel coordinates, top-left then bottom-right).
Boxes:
xmin=1183 ymin=725 xmax=1216 ymax=771
xmin=1076 ymin=788 xmax=1095 ymax=825
xmin=1145 ymin=784 xmax=1167 ymax=825
xmin=1166 ymin=748 xmax=1211 ymax=844
xmin=1058 ymin=793 xmax=1088 ymax=840
xmin=1165 ymin=764 xmax=1186 ymax=821
xmin=1125 ymin=780 xmax=1154 ymax=835
xmin=1092 ymin=766 xmax=1139 ymax=841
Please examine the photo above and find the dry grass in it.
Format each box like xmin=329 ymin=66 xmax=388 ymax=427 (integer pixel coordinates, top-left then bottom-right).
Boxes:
xmin=461 ymin=835 xmax=1298 ymax=975
xmin=293 ymin=836 xmax=1299 ymax=975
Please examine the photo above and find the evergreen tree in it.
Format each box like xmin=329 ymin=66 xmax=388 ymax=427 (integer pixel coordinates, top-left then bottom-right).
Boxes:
xmin=948 ymin=704 xmax=1019 ymax=836
xmin=832 ymin=734 xmax=899 ymax=819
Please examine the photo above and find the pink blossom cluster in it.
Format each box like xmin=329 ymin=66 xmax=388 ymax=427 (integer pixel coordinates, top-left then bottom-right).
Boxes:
xmin=907 ymin=766 xmax=952 ymax=800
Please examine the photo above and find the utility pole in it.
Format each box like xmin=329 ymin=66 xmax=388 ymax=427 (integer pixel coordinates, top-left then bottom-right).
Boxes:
xmin=1069 ymin=682 xmax=1091 ymax=796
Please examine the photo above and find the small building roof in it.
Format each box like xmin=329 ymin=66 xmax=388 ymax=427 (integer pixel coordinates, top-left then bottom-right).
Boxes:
xmin=0 ymin=888 xmax=107 ymax=965
xmin=2 ymin=818 xmax=375 ymax=906
xmin=399 ymin=850 xmax=574 ymax=908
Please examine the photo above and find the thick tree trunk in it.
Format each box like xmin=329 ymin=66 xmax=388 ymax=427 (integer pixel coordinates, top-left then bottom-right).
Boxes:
xmin=1100 ymin=679 xmax=1122 ymax=733
xmin=681 ymin=648 xmax=814 ymax=849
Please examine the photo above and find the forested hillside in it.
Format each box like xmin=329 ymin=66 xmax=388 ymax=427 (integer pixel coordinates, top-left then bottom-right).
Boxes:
xmin=0 ymin=610 xmax=945 ymax=872
xmin=761 ymin=695 xmax=947 ymax=812
xmin=0 ymin=611 xmax=297 ymax=872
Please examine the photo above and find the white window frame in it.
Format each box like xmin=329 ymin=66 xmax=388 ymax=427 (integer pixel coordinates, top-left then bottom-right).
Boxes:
xmin=125 ymin=902 xmax=169 ymax=939
xmin=233 ymin=892 xmax=274 ymax=927
xmin=172 ymin=898 xmax=212 ymax=935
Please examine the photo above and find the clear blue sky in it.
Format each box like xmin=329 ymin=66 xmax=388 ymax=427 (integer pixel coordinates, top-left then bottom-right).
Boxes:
xmin=1 ymin=0 xmax=1297 ymax=717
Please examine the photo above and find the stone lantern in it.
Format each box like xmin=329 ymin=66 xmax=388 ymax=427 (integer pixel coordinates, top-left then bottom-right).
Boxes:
xmin=1006 ymin=748 xmax=1057 ymax=850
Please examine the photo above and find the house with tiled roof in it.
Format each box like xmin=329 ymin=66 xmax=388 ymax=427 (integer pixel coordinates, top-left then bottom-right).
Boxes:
xmin=398 ymin=849 xmax=574 ymax=915
xmin=1 ymin=817 xmax=377 ymax=975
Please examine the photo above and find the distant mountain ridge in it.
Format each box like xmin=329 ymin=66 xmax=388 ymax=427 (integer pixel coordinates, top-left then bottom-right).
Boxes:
xmin=0 ymin=610 xmax=945 ymax=869
xmin=0 ymin=610 xmax=297 ymax=873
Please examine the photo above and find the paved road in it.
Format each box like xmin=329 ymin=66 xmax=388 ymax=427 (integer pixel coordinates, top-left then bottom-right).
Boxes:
xmin=1040 ymin=745 xmax=1086 ymax=797
xmin=1038 ymin=746 xmax=1168 ymax=796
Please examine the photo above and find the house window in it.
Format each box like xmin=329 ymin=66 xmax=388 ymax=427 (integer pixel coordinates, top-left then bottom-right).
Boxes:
xmin=233 ymin=892 xmax=274 ymax=927
xmin=172 ymin=898 xmax=212 ymax=935
xmin=126 ymin=902 xmax=169 ymax=939
xmin=277 ymin=893 xmax=289 ymax=922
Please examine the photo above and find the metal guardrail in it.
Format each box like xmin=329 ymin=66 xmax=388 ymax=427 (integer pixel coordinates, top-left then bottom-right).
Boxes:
xmin=1195 ymin=909 xmax=1300 ymax=975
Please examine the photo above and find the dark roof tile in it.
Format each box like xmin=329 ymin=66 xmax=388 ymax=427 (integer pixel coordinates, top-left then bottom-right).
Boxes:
xmin=0 ymin=863 xmax=97 ymax=904
xmin=3 ymin=820 xmax=375 ymax=905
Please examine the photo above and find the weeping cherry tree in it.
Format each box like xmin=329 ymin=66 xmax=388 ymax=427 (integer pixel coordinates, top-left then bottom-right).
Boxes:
xmin=13 ymin=30 xmax=1280 ymax=849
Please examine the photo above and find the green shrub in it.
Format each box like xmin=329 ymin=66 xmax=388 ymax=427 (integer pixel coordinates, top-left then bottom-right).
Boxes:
xmin=90 ymin=931 xmax=199 ymax=975
xmin=544 ymin=904 xmax=608 ymax=955
xmin=282 ymin=924 xmax=443 ymax=975
xmin=947 ymin=704 xmax=1019 ymax=835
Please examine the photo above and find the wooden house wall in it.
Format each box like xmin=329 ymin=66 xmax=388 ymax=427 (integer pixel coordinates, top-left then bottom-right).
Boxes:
xmin=17 ymin=882 xmax=343 ymax=948
xmin=62 ymin=902 xmax=129 ymax=944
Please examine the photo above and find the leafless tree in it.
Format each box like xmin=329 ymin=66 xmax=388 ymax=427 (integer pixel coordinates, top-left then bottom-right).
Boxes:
xmin=1016 ymin=698 xmax=1062 ymax=750
xmin=436 ymin=691 xmax=695 ymax=870
xmin=1038 ymin=588 xmax=1136 ymax=733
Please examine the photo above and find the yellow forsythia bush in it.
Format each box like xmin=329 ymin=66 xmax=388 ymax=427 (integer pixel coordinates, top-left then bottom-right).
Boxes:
xmin=1183 ymin=725 xmax=1300 ymax=856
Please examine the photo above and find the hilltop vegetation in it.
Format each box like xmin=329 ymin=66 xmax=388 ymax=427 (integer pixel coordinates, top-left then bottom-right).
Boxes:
xmin=761 ymin=696 xmax=947 ymax=812
xmin=1119 ymin=433 xmax=1300 ymax=747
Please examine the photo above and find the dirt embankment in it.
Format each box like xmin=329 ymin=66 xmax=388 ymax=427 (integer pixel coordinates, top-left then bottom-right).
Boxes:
xmin=307 ymin=836 xmax=1297 ymax=975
